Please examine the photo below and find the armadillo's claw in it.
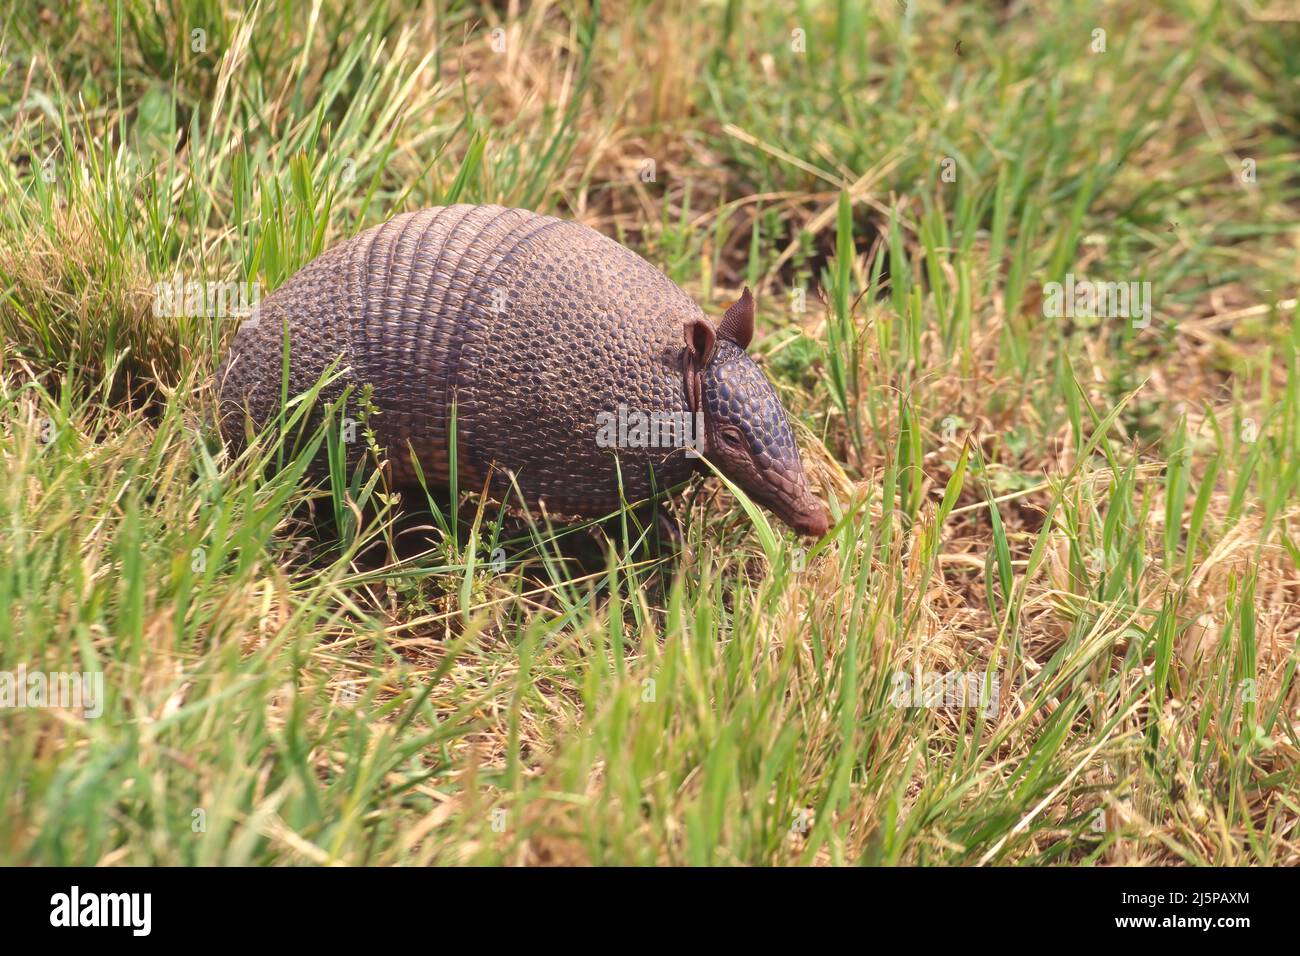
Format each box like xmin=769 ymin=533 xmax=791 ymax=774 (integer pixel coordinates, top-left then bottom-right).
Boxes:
xmin=654 ymin=505 xmax=684 ymax=549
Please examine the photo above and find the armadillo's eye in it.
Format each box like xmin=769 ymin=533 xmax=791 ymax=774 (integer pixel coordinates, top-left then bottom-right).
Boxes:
xmin=721 ymin=426 xmax=744 ymax=448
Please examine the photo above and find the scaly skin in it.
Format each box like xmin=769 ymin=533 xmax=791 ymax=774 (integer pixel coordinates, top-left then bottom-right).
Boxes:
xmin=216 ymin=205 xmax=829 ymax=536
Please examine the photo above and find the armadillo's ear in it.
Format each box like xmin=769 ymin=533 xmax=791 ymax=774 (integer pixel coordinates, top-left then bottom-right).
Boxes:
xmin=684 ymin=316 xmax=717 ymax=367
xmin=717 ymin=286 xmax=754 ymax=350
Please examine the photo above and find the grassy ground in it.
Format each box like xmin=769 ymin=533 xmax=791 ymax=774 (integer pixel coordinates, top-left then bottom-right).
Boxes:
xmin=1 ymin=0 xmax=1298 ymax=865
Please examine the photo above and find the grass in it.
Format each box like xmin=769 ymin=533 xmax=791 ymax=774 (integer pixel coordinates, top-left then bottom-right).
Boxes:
xmin=0 ymin=0 xmax=1298 ymax=865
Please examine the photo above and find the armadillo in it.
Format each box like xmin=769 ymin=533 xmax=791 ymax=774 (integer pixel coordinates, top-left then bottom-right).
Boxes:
xmin=216 ymin=204 xmax=830 ymax=537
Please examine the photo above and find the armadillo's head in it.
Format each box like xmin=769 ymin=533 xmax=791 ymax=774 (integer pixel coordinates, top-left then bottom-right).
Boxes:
xmin=683 ymin=289 xmax=830 ymax=538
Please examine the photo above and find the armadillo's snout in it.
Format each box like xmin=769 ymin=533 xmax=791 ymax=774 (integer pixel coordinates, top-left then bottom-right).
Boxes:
xmin=699 ymin=343 xmax=830 ymax=539
xmin=764 ymin=476 xmax=830 ymax=538
xmin=790 ymin=496 xmax=831 ymax=538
